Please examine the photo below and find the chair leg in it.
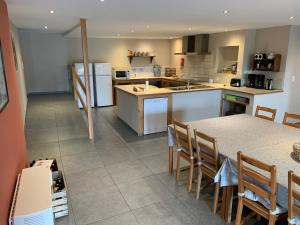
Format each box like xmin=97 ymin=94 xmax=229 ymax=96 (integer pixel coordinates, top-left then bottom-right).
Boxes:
xmin=268 ymin=215 xmax=276 ymax=225
xmin=196 ymin=167 xmax=203 ymax=199
xmin=176 ymin=151 xmax=181 ymax=181
xmin=235 ymin=197 xmax=244 ymax=225
xmin=168 ymin=146 xmax=173 ymax=175
xmin=187 ymin=160 xmax=194 ymax=192
xmin=213 ymin=182 xmax=220 ymax=214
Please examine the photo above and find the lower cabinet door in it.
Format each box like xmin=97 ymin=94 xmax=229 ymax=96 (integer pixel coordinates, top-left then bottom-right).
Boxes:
xmin=143 ymin=97 xmax=168 ymax=135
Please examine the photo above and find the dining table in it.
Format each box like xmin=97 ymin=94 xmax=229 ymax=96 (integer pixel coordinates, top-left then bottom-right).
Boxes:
xmin=168 ymin=114 xmax=300 ymax=223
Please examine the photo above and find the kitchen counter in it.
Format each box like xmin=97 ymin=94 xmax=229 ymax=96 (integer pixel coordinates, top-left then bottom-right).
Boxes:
xmin=114 ymin=82 xmax=283 ymax=96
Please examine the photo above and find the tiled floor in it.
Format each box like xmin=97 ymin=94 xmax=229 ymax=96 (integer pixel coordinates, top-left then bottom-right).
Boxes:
xmin=25 ymin=94 xmax=263 ymax=225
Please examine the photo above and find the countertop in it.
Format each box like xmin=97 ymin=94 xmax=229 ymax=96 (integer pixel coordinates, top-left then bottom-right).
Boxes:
xmin=114 ymin=79 xmax=283 ymax=96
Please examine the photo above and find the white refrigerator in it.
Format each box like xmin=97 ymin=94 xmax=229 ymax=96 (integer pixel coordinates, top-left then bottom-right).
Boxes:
xmin=74 ymin=63 xmax=95 ymax=108
xmin=94 ymin=63 xmax=113 ymax=107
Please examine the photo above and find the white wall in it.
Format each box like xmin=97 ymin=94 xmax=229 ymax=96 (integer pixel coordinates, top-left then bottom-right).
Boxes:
xmin=19 ymin=30 xmax=69 ymax=93
xmin=285 ymin=26 xmax=300 ymax=114
xmin=254 ymin=26 xmax=290 ymax=89
xmin=208 ymin=30 xmax=248 ymax=85
xmin=9 ymin=22 xmax=27 ymax=122
xmin=67 ymin=38 xmax=171 ymax=68
xmin=170 ymin=38 xmax=212 ymax=80
xmin=19 ymin=31 xmax=172 ymax=93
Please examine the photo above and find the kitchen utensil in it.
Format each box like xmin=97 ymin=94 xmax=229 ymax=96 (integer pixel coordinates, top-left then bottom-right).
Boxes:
xmin=265 ymin=79 xmax=273 ymax=90
xmin=230 ymin=78 xmax=241 ymax=87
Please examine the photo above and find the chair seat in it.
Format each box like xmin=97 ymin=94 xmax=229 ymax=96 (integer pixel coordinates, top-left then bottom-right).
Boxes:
xmin=241 ymin=189 xmax=287 ymax=215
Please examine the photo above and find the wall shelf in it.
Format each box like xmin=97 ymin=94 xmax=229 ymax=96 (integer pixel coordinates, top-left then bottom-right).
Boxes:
xmin=250 ymin=54 xmax=281 ymax=72
xmin=128 ymin=55 xmax=156 ymax=64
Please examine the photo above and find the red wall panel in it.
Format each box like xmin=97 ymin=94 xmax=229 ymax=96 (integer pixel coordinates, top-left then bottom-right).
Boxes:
xmin=0 ymin=0 xmax=27 ymax=223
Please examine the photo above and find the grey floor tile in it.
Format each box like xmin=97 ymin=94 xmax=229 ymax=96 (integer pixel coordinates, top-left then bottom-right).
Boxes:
xmin=61 ymin=152 xmax=103 ymax=175
xmin=27 ymin=142 xmax=60 ymax=161
xmin=70 ymin=186 xmax=130 ymax=225
xmin=65 ymin=167 xmax=114 ymax=196
xmin=141 ymin=152 xmax=170 ymax=174
xmin=106 ymin=160 xmax=152 ymax=184
xmin=59 ymin=138 xmax=96 ymax=156
xmin=26 ymin=127 xmax=58 ymax=145
xmin=177 ymin=194 xmax=224 ymax=225
xmin=97 ymin=147 xmax=137 ymax=166
xmin=129 ymin=138 xmax=168 ymax=158
xmin=26 ymin=117 xmax=57 ymax=129
xmin=133 ymin=202 xmax=183 ymax=225
xmin=155 ymin=169 xmax=193 ymax=198
xmin=88 ymin=212 xmax=139 ymax=225
xmin=58 ymin=126 xmax=88 ymax=141
xmin=25 ymin=95 xmax=231 ymax=225
xmin=117 ymin=176 xmax=174 ymax=210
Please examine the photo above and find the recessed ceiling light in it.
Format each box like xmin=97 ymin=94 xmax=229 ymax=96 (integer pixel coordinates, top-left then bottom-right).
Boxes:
xmin=289 ymin=16 xmax=295 ymax=20
xmin=131 ymin=29 xmax=134 ymax=33
xmin=100 ymin=0 xmax=104 ymax=2
xmin=117 ymin=34 xmax=120 ymax=37
xmin=223 ymin=10 xmax=229 ymax=15
xmin=50 ymin=10 xmax=54 ymax=14
xmin=146 ymin=25 xmax=150 ymax=29
xmin=44 ymin=26 xmax=48 ymax=29
xmin=188 ymin=27 xmax=192 ymax=31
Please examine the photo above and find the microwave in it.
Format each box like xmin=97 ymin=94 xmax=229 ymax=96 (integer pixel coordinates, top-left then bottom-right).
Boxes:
xmin=113 ymin=70 xmax=130 ymax=79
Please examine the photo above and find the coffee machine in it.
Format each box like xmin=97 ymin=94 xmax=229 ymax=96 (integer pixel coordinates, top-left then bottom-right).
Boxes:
xmin=247 ymin=74 xmax=265 ymax=89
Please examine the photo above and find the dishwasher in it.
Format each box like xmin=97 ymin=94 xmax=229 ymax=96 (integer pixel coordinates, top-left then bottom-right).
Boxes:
xmin=143 ymin=97 xmax=168 ymax=135
xmin=222 ymin=94 xmax=249 ymax=116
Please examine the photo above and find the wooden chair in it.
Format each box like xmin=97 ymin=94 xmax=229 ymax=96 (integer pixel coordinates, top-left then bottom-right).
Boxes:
xmin=255 ymin=106 xmax=277 ymax=122
xmin=174 ymin=119 xmax=197 ymax=192
xmin=235 ymin=151 xmax=286 ymax=225
xmin=283 ymin=113 xmax=300 ymax=129
xmin=194 ymin=129 xmax=220 ymax=214
xmin=288 ymin=171 xmax=300 ymax=225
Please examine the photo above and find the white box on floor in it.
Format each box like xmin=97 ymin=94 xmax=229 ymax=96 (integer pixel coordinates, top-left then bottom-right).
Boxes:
xmin=9 ymin=167 xmax=54 ymax=225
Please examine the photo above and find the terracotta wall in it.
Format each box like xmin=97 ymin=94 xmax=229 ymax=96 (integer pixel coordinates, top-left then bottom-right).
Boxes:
xmin=0 ymin=0 xmax=27 ymax=223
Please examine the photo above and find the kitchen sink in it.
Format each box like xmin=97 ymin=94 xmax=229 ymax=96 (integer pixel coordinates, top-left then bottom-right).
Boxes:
xmin=167 ymin=84 xmax=211 ymax=91
xmin=188 ymin=85 xmax=211 ymax=89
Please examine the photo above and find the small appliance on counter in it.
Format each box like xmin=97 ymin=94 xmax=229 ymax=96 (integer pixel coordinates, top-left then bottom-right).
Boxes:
xmin=246 ymin=74 xmax=265 ymax=89
xmin=113 ymin=69 xmax=130 ymax=79
xmin=265 ymin=79 xmax=273 ymax=90
xmin=230 ymin=78 xmax=241 ymax=87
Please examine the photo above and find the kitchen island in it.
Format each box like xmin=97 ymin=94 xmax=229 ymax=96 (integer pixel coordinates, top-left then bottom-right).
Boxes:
xmin=115 ymin=81 xmax=284 ymax=136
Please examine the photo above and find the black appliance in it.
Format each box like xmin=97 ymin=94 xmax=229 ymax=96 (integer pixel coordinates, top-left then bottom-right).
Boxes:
xmin=247 ymin=74 xmax=265 ymax=89
xmin=230 ymin=78 xmax=241 ymax=87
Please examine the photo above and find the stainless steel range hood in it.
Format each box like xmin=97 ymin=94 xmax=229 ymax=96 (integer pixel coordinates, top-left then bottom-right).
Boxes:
xmin=175 ymin=34 xmax=210 ymax=55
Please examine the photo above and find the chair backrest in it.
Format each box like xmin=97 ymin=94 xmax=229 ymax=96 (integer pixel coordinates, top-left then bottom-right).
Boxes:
xmin=237 ymin=151 xmax=277 ymax=211
xmin=173 ymin=119 xmax=193 ymax=156
xmin=283 ymin=113 xmax=300 ymax=129
xmin=255 ymin=106 xmax=277 ymax=122
xmin=288 ymin=171 xmax=300 ymax=221
xmin=194 ymin=129 xmax=219 ymax=173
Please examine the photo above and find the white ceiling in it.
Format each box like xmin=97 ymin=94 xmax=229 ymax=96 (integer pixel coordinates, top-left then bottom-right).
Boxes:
xmin=6 ymin=0 xmax=300 ymax=38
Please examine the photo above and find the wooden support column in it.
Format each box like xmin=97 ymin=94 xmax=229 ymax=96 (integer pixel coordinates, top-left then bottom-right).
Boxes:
xmin=80 ymin=18 xmax=94 ymax=141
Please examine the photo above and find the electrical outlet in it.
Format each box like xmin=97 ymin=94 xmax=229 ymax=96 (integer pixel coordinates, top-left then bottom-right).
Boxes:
xmin=292 ymin=76 xmax=296 ymax=83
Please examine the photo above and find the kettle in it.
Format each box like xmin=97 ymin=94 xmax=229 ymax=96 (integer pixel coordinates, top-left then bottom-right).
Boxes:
xmin=265 ymin=79 xmax=273 ymax=90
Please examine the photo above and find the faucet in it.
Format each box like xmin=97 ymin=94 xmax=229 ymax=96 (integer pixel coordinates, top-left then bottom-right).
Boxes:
xmin=186 ymin=79 xmax=190 ymax=89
